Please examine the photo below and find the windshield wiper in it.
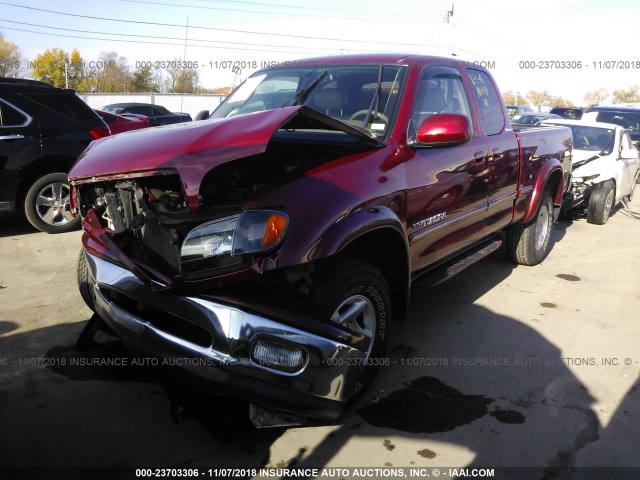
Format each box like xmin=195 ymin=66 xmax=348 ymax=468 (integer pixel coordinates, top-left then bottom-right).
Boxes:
xmin=285 ymin=70 xmax=329 ymax=107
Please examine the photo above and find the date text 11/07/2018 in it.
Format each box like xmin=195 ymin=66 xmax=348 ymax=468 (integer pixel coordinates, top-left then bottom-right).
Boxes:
xmin=518 ymin=60 xmax=640 ymax=69
xmin=135 ymin=467 xmax=496 ymax=478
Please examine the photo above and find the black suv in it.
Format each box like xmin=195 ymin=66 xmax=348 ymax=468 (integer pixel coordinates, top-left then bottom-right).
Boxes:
xmin=0 ymin=78 xmax=110 ymax=233
xmin=584 ymin=105 xmax=640 ymax=144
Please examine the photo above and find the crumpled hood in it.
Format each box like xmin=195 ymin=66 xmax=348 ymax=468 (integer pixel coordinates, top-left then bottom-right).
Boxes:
xmin=69 ymin=105 xmax=382 ymax=210
xmin=570 ymin=149 xmax=609 ymax=177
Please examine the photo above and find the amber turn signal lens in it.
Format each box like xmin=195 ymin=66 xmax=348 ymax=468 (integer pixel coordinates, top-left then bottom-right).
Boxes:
xmin=262 ymin=214 xmax=288 ymax=247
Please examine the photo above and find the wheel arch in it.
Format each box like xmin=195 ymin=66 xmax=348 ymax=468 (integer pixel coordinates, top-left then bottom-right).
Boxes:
xmin=309 ymin=206 xmax=411 ymax=321
xmin=524 ymin=163 xmax=565 ymax=223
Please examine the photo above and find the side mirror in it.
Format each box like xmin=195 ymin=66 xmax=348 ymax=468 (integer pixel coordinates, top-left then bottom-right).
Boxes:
xmin=194 ymin=110 xmax=210 ymax=121
xmin=413 ymin=113 xmax=471 ymax=147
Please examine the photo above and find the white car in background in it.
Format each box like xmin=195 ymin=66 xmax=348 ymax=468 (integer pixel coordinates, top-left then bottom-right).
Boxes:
xmin=542 ymin=119 xmax=640 ymax=224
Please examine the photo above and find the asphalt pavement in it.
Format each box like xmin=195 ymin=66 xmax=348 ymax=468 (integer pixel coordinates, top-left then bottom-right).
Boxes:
xmin=1 ymin=196 xmax=639 ymax=480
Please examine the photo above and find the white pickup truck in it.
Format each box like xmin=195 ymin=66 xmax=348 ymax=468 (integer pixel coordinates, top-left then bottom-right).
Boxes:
xmin=543 ymin=119 xmax=640 ymax=224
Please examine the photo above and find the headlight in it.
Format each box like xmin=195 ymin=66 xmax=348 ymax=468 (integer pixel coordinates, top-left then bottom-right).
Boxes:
xmin=181 ymin=215 xmax=240 ymax=262
xmin=574 ymin=174 xmax=600 ymax=183
xmin=180 ymin=210 xmax=289 ymax=272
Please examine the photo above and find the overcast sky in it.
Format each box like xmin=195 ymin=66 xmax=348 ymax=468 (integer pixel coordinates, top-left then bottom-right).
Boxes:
xmin=1 ymin=0 xmax=638 ymax=104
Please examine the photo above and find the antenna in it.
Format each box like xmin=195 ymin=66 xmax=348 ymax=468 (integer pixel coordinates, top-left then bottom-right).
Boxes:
xmin=445 ymin=2 xmax=454 ymax=23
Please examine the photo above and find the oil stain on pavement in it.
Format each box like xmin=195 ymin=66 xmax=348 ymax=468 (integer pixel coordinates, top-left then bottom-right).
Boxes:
xmin=358 ymin=376 xmax=525 ymax=433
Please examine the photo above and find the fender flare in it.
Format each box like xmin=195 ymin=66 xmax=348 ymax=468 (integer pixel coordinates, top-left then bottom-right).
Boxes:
xmin=309 ymin=206 xmax=410 ymax=292
xmin=523 ymin=159 xmax=565 ymax=223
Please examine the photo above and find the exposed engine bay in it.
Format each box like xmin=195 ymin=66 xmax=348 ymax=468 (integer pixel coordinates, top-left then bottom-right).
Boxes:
xmin=75 ymin=134 xmax=373 ymax=279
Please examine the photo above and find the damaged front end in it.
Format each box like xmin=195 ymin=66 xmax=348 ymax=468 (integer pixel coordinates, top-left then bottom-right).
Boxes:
xmin=70 ymin=106 xmax=384 ymax=425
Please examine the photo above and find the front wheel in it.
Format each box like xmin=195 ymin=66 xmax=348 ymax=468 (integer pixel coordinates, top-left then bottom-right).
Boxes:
xmin=311 ymin=257 xmax=391 ymax=401
xmin=24 ymin=172 xmax=80 ymax=233
xmin=587 ymin=180 xmax=615 ymax=225
xmin=507 ymin=190 xmax=554 ymax=266
xmin=77 ymin=248 xmax=95 ymax=311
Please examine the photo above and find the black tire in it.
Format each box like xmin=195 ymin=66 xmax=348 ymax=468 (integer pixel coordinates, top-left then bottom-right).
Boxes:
xmin=77 ymin=248 xmax=95 ymax=311
xmin=508 ymin=190 xmax=554 ymax=266
xmin=587 ymin=180 xmax=615 ymax=225
xmin=24 ymin=172 xmax=80 ymax=233
xmin=311 ymin=257 xmax=391 ymax=401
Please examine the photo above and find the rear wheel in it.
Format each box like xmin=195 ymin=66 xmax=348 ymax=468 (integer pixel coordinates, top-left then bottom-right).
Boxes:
xmin=587 ymin=180 xmax=615 ymax=225
xmin=311 ymin=257 xmax=391 ymax=400
xmin=24 ymin=172 xmax=80 ymax=233
xmin=508 ymin=190 xmax=554 ymax=266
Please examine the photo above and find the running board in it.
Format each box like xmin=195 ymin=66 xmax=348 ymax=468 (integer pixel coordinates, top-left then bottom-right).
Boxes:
xmin=411 ymin=239 xmax=502 ymax=290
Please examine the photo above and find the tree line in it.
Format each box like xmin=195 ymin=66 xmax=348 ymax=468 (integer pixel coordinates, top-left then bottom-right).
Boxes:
xmin=0 ymin=33 xmax=231 ymax=94
xmin=503 ymin=86 xmax=640 ymax=110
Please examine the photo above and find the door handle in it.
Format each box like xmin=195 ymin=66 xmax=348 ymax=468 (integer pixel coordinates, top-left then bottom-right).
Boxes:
xmin=491 ymin=148 xmax=503 ymax=160
xmin=0 ymin=134 xmax=24 ymax=141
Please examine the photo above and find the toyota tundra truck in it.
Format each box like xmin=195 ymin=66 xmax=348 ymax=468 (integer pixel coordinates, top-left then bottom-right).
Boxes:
xmin=69 ymin=54 xmax=572 ymax=426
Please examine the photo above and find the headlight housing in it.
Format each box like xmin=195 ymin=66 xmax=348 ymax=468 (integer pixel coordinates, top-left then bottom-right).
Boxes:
xmin=574 ymin=174 xmax=600 ymax=183
xmin=180 ymin=210 xmax=289 ymax=274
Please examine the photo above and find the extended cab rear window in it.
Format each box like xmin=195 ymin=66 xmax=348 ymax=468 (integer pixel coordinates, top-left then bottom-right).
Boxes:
xmin=467 ymin=69 xmax=504 ymax=135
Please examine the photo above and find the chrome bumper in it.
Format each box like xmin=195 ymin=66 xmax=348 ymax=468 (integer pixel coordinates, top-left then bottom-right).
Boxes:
xmin=85 ymin=253 xmax=366 ymax=416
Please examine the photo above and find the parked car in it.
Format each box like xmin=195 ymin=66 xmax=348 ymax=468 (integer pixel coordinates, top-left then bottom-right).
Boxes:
xmin=0 ymin=78 xmax=110 ymax=233
xmin=71 ymin=54 xmax=571 ymax=426
xmin=583 ymin=105 xmax=640 ymax=144
xmin=549 ymin=106 xmax=584 ymax=120
xmin=95 ymin=109 xmax=153 ymax=134
xmin=511 ymin=112 xmax=562 ymax=126
xmin=543 ymin=119 xmax=640 ymax=224
xmin=506 ymin=105 xmax=534 ymax=118
xmin=101 ymin=102 xmax=192 ymax=126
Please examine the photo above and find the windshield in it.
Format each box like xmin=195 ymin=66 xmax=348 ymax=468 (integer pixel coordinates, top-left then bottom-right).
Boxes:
xmin=211 ymin=64 xmax=407 ymax=139
xmin=548 ymin=124 xmax=615 ymax=152
xmin=506 ymin=106 xmax=517 ymax=117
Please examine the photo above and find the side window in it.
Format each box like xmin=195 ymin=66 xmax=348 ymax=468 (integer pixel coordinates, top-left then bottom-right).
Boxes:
xmin=21 ymin=93 xmax=97 ymax=122
xmin=412 ymin=66 xmax=473 ymax=134
xmin=466 ymin=69 xmax=504 ymax=135
xmin=0 ymin=99 xmax=30 ymax=127
xmin=128 ymin=106 xmax=155 ymax=116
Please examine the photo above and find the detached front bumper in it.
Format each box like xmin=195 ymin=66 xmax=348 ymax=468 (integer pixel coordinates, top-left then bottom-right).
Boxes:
xmin=84 ymin=252 xmax=366 ymax=421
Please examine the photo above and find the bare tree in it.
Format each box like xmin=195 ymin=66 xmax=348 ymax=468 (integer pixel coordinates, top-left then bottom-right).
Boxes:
xmin=526 ymin=90 xmax=552 ymax=112
xmin=583 ymin=88 xmax=609 ymax=106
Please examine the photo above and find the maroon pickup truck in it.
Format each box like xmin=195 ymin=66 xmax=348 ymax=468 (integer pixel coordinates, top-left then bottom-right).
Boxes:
xmin=69 ymin=54 xmax=571 ymax=427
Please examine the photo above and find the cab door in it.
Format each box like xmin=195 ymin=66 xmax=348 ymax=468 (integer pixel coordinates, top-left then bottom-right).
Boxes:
xmin=465 ymin=69 xmax=520 ymax=233
xmin=406 ymin=66 xmax=490 ymax=270
xmin=0 ymin=98 xmax=40 ymax=213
